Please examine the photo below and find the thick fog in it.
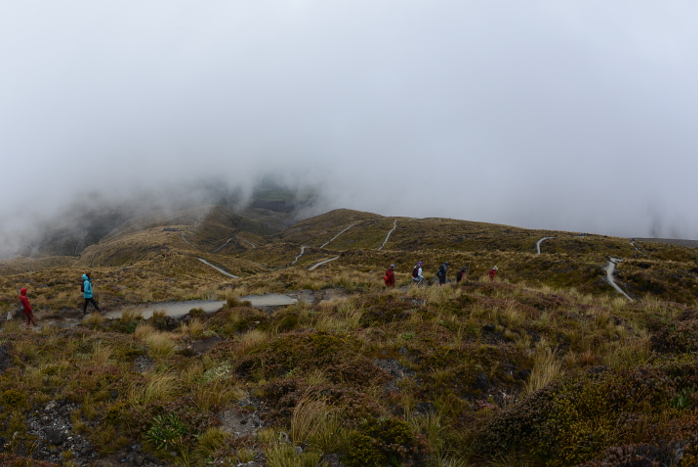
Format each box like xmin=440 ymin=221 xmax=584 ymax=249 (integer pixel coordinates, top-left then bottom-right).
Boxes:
xmin=2 ymin=1 xmax=698 ymax=256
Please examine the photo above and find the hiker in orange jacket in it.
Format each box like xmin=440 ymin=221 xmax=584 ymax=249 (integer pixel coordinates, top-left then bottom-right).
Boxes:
xmin=18 ymin=288 xmax=37 ymax=329
xmin=383 ymin=264 xmax=396 ymax=287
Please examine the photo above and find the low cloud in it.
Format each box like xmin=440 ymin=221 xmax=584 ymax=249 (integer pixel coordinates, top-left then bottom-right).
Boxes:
xmin=1 ymin=0 xmax=697 ymax=257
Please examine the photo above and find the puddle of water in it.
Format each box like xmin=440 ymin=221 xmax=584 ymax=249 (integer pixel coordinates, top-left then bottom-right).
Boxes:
xmin=103 ymin=294 xmax=298 ymax=320
xmin=104 ymin=300 xmax=226 ymax=320
xmin=242 ymin=294 xmax=298 ymax=307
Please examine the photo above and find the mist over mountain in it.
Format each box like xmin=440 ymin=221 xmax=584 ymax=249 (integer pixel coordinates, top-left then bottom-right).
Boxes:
xmin=2 ymin=1 xmax=698 ymax=253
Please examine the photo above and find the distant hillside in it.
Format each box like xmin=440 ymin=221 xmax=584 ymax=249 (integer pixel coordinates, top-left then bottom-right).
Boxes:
xmin=16 ymin=181 xmax=316 ymax=258
xmin=635 ymin=237 xmax=698 ymax=248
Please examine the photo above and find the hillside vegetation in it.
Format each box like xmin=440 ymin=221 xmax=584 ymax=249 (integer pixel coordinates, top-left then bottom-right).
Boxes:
xmin=0 ymin=207 xmax=697 ymax=467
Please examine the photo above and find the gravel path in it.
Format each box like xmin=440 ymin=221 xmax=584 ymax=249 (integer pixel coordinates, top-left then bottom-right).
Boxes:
xmin=197 ymin=257 xmax=240 ymax=278
xmin=630 ymin=241 xmax=648 ymax=257
xmin=378 ymin=219 xmax=398 ymax=250
xmin=320 ymin=223 xmax=357 ymax=248
xmin=536 ymin=237 xmax=555 ymax=254
xmin=180 ymin=233 xmax=195 ymax=248
xmin=604 ymin=257 xmax=633 ymax=301
xmin=211 ymin=238 xmax=233 ymax=253
xmin=308 ymin=256 xmax=340 ymax=270
xmin=240 ymin=238 xmax=256 ymax=249
xmin=291 ymin=246 xmax=308 ymax=265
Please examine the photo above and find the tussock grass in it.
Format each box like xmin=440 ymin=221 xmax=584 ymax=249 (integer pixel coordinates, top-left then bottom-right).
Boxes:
xmin=91 ymin=342 xmax=113 ymax=366
xmin=120 ymin=307 xmax=143 ymax=324
xmin=290 ymin=397 xmax=329 ymax=445
xmin=2 ymin=319 xmax=24 ymax=333
xmin=180 ymin=361 xmax=204 ymax=385
xmin=143 ymin=332 xmax=176 ymax=360
xmin=603 ymin=337 xmax=651 ymax=370
xmin=134 ymin=323 xmax=156 ymax=339
xmin=192 ymin=379 xmax=244 ymax=414
xmin=188 ymin=318 xmax=204 ymax=338
xmin=23 ymin=365 xmax=43 ymax=388
xmin=194 ymin=427 xmax=227 ymax=458
xmin=315 ymin=300 xmax=362 ymax=333
xmin=129 ymin=372 xmax=181 ymax=406
xmin=265 ymin=442 xmax=321 ymax=467
xmin=235 ymin=329 xmax=271 ymax=358
xmin=82 ymin=312 xmax=105 ymax=327
xmin=523 ymin=346 xmax=563 ymax=396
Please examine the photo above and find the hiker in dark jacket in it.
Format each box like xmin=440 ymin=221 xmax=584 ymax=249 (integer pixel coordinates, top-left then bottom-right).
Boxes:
xmin=383 ymin=264 xmax=395 ymax=287
xmin=456 ymin=267 xmax=467 ymax=284
xmin=436 ymin=261 xmax=449 ymax=285
xmin=18 ymin=288 xmax=37 ymax=329
xmin=82 ymin=273 xmax=101 ymax=315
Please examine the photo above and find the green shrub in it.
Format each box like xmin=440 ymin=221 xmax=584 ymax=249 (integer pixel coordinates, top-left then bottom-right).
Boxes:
xmin=651 ymin=320 xmax=698 ymax=354
xmin=344 ymin=418 xmax=426 ymax=467
xmin=144 ymin=413 xmax=188 ymax=452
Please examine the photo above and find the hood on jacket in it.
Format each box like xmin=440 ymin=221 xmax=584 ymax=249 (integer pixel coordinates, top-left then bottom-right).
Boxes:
xmin=19 ymin=288 xmax=27 ymax=296
xmin=82 ymin=274 xmax=89 ymax=281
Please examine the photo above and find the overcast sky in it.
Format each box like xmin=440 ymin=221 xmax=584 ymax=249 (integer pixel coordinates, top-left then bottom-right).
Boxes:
xmin=2 ymin=1 xmax=697 ymax=249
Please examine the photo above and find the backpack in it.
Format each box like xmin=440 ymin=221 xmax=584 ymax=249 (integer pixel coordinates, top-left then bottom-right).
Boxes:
xmin=412 ymin=266 xmax=419 ymax=278
xmin=80 ymin=279 xmax=84 ymax=293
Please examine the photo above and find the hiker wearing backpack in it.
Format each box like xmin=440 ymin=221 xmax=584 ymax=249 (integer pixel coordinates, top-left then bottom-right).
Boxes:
xmin=436 ymin=261 xmax=449 ymax=285
xmin=82 ymin=272 xmax=101 ymax=315
xmin=487 ymin=266 xmax=498 ymax=281
xmin=383 ymin=264 xmax=395 ymax=287
xmin=456 ymin=267 xmax=468 ymax=284
xmin=412 ymin=261 xmax=424 ymax=284
xmin=18 ymin=288 xmax=37 ymax=329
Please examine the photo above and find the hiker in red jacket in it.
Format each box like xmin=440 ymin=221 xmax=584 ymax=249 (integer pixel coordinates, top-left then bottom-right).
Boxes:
xmin=383 ymin=264 xmax=396 ymax=287
xmin=487 ymin=266 xmax=498 ymax=281
xmin=18 ymin=288 xmax=37 ymax=329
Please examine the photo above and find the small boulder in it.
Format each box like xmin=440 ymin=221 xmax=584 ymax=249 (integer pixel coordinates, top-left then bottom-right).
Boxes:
xmin=473 ymin=372 xmax=489 ymax=391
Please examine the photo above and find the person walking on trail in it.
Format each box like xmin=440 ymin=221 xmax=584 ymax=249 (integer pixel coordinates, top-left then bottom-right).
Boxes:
xmin=412 ymin=261 xmax=424 ymax=284
xmin=487 ymin=266 xmax=499 ymax=281
xmin=18 ymin=288 xmax=37 ymax=329
xmin=383 ymin=264 xmax=396 ymax=287
xmin=436 ymin=261 xmax=449 ymax=285
xmin=456 ymin=267 xmax=468 ymax=284
xmin=82 ymin=273 xmax=101 ymax=315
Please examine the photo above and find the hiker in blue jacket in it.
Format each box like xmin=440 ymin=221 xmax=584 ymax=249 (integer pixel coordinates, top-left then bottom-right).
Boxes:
xmin=82 ymin=272 xmax=101 ymax=315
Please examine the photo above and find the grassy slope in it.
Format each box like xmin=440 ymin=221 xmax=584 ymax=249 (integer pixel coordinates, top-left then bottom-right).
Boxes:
xmin=0 ymin=208 xmax=698 ymax=466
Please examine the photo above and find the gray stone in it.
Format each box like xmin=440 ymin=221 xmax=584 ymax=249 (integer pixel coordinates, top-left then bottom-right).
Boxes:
xmin=318 ymin=453 xmax=345 ymax=467
xmin=473 ymin=372 xmax=489 ymax=391
xmin=45 ymin=428 xmax=66 ymax=445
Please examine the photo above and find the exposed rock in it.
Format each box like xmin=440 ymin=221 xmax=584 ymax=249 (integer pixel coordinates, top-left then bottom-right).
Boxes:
xmin=473 ymin=372 xmax=489 ymax=391
xmin=515 ymin=369 xmax=531 ymax=381
xmin=414 ymin=402 xmax=437 ymax=416
xmin=0 ymin=344 xmax=12 ymax=373
xmin=318 ymin=453 xmax=345 ymax=467
xmin=44 ymin=428 xmax=66 ymax=445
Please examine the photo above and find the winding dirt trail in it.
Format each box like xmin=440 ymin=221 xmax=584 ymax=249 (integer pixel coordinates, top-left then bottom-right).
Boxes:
xmin=536 ymin=237 xmax=555 ymax=254
xmin=239 ymin=237 xmax=256 ymax=249
xmin=196 ymin=257 xmax=240 ymax=278
xmin=630 ymin=241 xmax=648 ymax=257
xmin=378 ymin=219 xmax=398 ymax=250
xmin=320 ymin=223 xmax=357 ymax=248
xmin=291 ymin=246 xmax=308 ymax=265
xmin=180 ymin=233 xmax=195 ymax=248
xmin=308 ymin=256 xmax=340 ymax=271
xmin=211 ymin=238 xmax=233 ymax=253
xmin=604 ymin=257 xmax=633 ymax=301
